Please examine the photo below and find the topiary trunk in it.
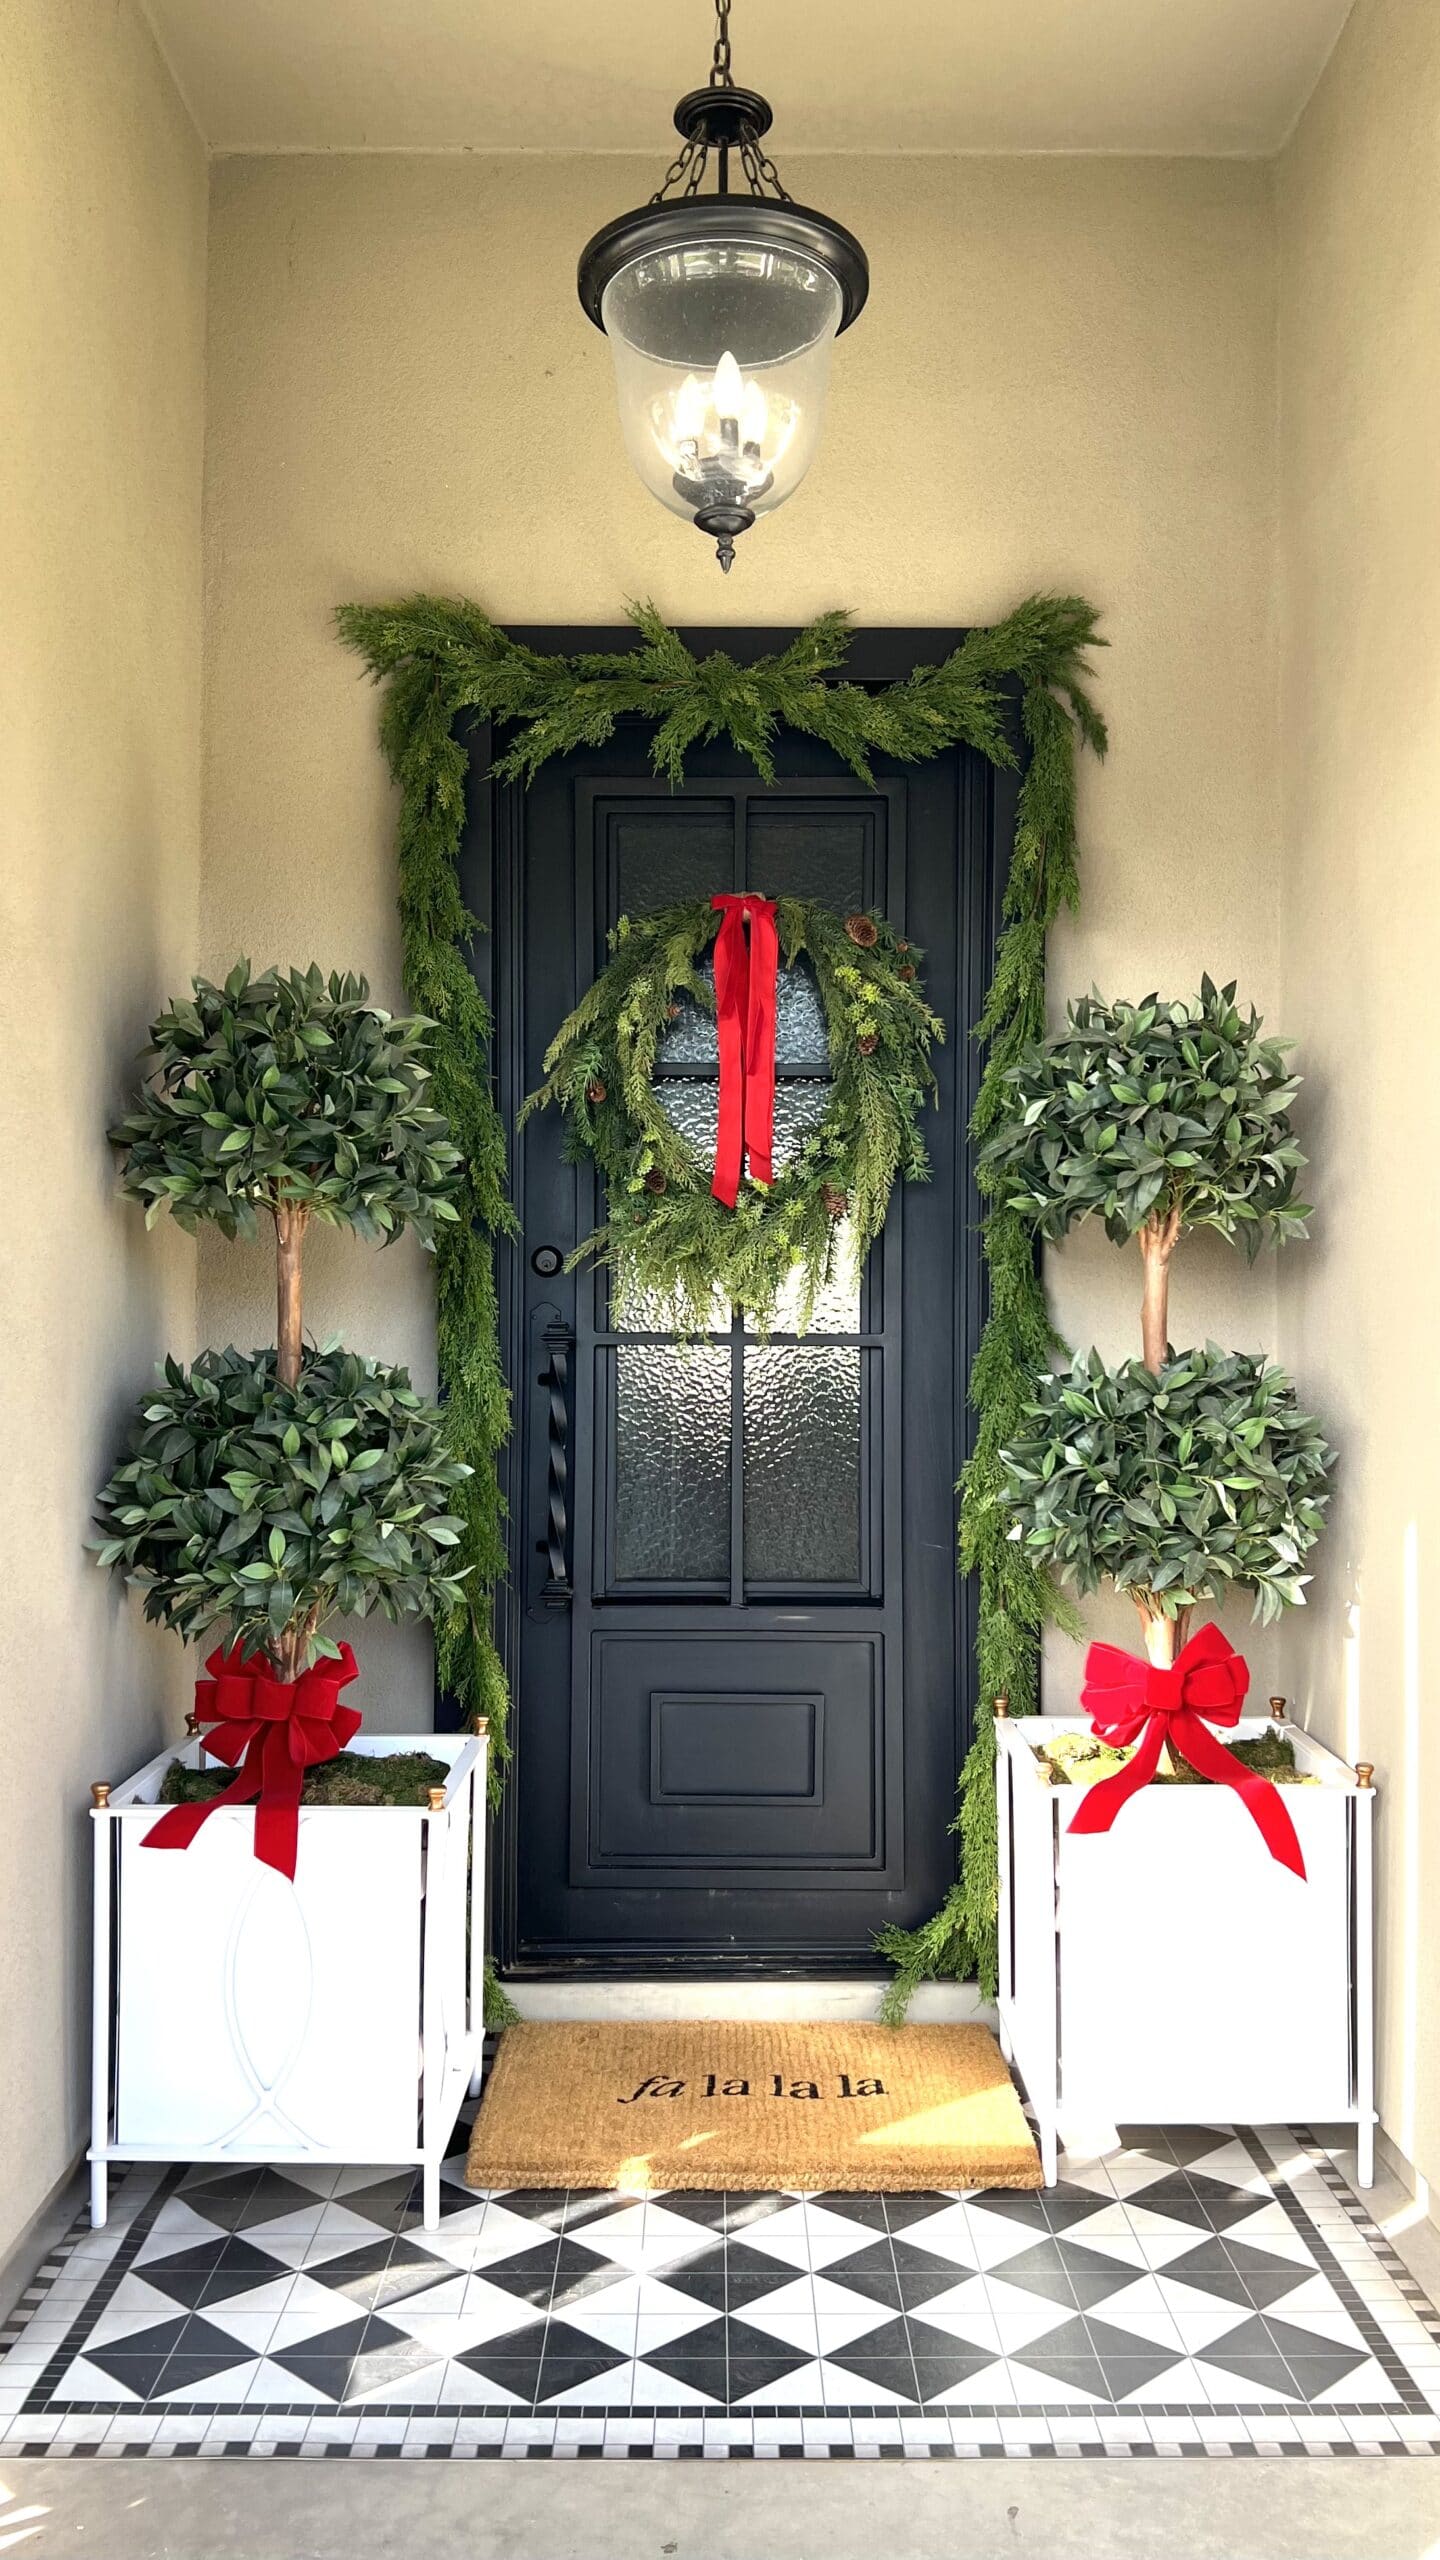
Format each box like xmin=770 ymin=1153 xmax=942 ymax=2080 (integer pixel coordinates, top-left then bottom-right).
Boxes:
xmin=274 ymin=1201 xmax=309 ymax=1390
xmin=1133 ymin=1590 xmax=1194 ymax=1774
xmin=1137 ymin=1201 xmax=1182 ymax=1376
xmin=267 ymin=1200 xmax=311 ymax=1671
xmin=270 ymin=1603 xmax=321 ymax=1685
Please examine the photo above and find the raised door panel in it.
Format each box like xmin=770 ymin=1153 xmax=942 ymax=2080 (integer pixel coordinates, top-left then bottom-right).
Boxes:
xmin=579 ymin=1631 xmax=883 ymax=1878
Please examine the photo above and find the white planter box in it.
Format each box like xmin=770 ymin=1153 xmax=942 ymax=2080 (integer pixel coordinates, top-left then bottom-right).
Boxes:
xmin=89 ymin=1729 xmax=487 ymax=2230
xmin=995 ymin=1712 xmax=1375 ymax=2187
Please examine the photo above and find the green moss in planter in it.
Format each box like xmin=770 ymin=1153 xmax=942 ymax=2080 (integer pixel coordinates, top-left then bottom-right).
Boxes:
xmin=1036 ymin=1729 xmax=1314 ymax=1787
xmin=158 ymin=1749 xmax=452 ymax=1809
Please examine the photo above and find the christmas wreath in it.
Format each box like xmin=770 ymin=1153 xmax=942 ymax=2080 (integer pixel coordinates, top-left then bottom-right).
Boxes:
xmin=523 ymin=894 xmax=943 ymax=1330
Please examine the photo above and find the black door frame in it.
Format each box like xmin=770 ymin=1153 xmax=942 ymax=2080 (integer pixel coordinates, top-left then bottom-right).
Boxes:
xmin=455 ymin=626 xmax=1019 ymax=1977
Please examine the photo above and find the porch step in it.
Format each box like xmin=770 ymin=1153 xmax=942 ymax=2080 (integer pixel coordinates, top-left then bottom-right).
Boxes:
xmin=498 ymin=1977 xmax=994 ymax=2025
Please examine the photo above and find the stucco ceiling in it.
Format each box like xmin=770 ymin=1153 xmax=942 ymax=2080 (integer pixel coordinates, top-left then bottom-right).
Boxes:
xmin=146 ymin=0 xmax=1354 ymax=158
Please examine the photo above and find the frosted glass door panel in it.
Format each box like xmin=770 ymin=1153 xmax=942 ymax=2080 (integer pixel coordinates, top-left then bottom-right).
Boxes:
xmin=611 ymin=810 xmax=733 ymax=918
xmin=654 ymin=1071 xmax=829 ymax=1172
xmin=743 ymin=1347 xmax=864 ymax=1585
xmin=746 ymin=809 xmax=870 ymax=910
xmin=612 ymin=1346 xmax=731 ymax=1584
xmin=656 ymin=961 xmax=829 ymax=1073
xmin=743 ymin=1225 xmax=861 ymax=1335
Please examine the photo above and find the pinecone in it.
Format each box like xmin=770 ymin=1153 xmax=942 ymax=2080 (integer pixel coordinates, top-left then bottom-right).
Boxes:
xmin=643 ymin=1168 xmax=668 ymax=1195
xmin=822 ymin=1184 xmax=848 ymax=1219
xmin=856 ymin=1031 xmax=879 ymax=1056
xmin=896 ymin=939 xmax=911 ymax=954
xmin=586 ymin=1078 xmax=607 ymax=1105
xmin=845 ymin=913 xmax=879 ymax=949
xmin=898 ymin=964 xmax=916 ymax=983
xmin=666 ymin=1002 xmax=682 ymax=1019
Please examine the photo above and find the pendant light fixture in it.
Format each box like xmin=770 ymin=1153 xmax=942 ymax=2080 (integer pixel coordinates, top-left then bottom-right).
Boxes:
xmin=578 ymin=0 xmax=869 ymax=572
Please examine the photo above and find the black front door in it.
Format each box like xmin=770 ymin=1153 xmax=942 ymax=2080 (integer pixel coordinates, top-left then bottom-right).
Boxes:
xmin=462 ymin=634 xmax=1008 ymax=1974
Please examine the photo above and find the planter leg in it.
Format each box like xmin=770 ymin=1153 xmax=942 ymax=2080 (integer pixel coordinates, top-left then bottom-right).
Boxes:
xmin=998 ymin=2015 xmax=1013 ymax=2066
xmin=1039 ymin=2118 xmax=1058 ymax=2188
xmin=1356 ymin=2116 xmax=1375 ymax=2190
xmin=422 ymin=2159 xmax=441 ymax=2231
xmin=90 ymin=2159 xmax=108 ymax=2230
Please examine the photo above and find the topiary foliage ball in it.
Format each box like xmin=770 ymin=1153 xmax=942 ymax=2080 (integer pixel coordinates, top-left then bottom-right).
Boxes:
xmin=982 ymin=979 xmax=1309 ymax=1255
xmin=91 ymin=1343 xmax=472 ymax=1668
xmin=1000 ymin=1344 xmax=1334 ymax=1625
xmin=109 ymin=961 xmax=465 ymax=1246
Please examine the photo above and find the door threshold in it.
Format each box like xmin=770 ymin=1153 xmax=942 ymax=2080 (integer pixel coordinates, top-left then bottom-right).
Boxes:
xmin=496 ymin=1976 xmax=994 ymax=2025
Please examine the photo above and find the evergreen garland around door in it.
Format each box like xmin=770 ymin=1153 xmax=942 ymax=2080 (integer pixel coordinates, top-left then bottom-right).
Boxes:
xmin=337 ymin=593 xmax=1107 ymax=2001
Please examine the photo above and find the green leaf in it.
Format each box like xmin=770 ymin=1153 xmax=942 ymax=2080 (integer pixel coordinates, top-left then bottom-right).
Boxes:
xmin=999 ymin=1347 xmax=1333 ymax=1617
xmin=92 ymin=1344 xmax=475 ymax=1667
xmin=107 ymin=961 xmax=465 ymax=1248
xmin=981 ymin=982 xmax=1308 ymax=1256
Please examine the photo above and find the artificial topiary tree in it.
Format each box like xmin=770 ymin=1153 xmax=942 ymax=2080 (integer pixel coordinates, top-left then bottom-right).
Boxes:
xmin=108 ymin=962 xmax=463 ymax=1387
xmin=983 ymin=979 xmax=1309 ymax=1376
xmin=95 ymin=964 xmax=470 ymax=1681
xmin=93 ymin=1345 xmax=473 ymax=1677
xmin=988 ymin=981 xmax=1332 ymax=1676
xmin=1001 ymin=1345 xmax=1332 ymax=1636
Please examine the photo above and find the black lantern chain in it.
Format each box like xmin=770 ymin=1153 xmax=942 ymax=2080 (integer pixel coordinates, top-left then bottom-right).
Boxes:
xmin=650 ymin=0 xmax=791 ymax=206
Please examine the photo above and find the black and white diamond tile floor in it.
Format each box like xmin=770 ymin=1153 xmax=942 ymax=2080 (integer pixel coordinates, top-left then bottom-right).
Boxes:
xmin=3 ymin=2117 xmax=1438 ymax=2461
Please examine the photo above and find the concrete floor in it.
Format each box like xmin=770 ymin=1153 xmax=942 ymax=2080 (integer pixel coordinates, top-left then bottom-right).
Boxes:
xmin=4 ymin=2453 xmax=1440 ymax=2559
xmin=5 ymin=2139 xmax=1436 ymax=2560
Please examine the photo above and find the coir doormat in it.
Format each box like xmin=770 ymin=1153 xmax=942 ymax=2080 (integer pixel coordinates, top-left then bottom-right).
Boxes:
xmin=465 ymin=2021 xmax=1041 ymax=2193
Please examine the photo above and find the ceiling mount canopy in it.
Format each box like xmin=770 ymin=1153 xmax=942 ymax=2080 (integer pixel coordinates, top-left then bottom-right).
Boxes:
xmin=578 ymin=0 xmax=869 ymax=572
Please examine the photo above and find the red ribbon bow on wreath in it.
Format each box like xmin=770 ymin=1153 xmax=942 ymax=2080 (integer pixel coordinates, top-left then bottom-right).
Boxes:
xmin=143 ymin=1639 xmax=362 ymax=1880
xmin=710 ymin=892 xmax=779 ymax=1207
xmin=1066 ymin=1620 xmax=1306 ymax=1878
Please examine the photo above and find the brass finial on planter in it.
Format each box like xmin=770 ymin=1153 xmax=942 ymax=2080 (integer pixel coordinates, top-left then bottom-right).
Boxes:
xmin=1355 ymin=1762 xmax=1375 ymax=1790
xmin=993 ymin=1695 xmax=1010 ymax=1719
xmin=1269 ymin=1695 xmax=1287 ymax=1722
xmin=473 ymin=1715 xmax=489 ymax=1740
xmin=90 ymin=1783 xmax=111 ymax=1809
xmin=426 ymin=1785 xmax=447 ymax=1812
xmin=185 ymin=1711 xmax=201 ymax=1737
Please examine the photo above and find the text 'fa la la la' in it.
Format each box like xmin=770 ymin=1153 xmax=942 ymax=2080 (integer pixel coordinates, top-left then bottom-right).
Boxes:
xmin=617 ymin=2073 xmax=888 ymax=2104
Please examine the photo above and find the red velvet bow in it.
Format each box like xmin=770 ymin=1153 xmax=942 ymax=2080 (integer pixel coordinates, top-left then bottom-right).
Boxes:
xmin=1067 ymin=1620 xmax=1306 ymax=1878
xmin=143 ymin=1639 xmax=362 ymax=1880
xmin=710 ymin=893 xmax=779 ymax=1207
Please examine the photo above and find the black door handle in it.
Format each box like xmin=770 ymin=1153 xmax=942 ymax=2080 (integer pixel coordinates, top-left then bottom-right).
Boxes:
xmin=535 ymin=1318 xmax=575 ymax=1605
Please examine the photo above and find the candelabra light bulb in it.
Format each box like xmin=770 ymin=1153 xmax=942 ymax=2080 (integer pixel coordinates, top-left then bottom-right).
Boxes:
xmin=712 ymin=348 xmax=744 ymax=422
xmin=673 ymin=371 xmax=707 ymax=442
xmin=739 ymin=379 xmax=769 ymax=451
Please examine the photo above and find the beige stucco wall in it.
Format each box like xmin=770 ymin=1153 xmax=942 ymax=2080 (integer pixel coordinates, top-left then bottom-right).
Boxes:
xmin=0 ymin=0 xmax=207 ymax=2256
xmin=2 ymin=0 xmax=1430 ymax=2269
xmin=199 ymin=149 xmax=1287 ymax=1729
xmin=1277 ymin=0 xmax=1440 ymax=2198
xmin=10 ymin=3 xmax=1432 ymax=2238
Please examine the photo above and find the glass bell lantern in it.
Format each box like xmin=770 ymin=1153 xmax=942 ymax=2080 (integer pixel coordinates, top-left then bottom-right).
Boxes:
xmin=578 ymin=5 xmax=868 ymax=571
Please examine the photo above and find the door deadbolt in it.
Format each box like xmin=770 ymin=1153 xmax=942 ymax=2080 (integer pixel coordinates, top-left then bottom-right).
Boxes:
xmin=530 ymin=1243 xmax=565 ymax=1277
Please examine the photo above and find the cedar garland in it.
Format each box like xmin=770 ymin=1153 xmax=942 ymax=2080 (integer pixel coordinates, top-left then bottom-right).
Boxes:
xmin=522 ymin=896 xmax=943 ymax=1333
xmin=337 ymin=593 xmax=1106 ymax=1999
